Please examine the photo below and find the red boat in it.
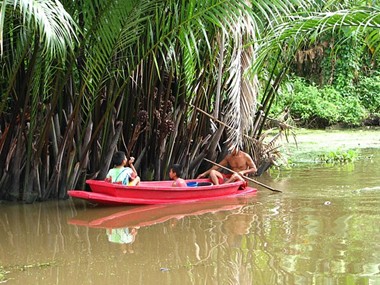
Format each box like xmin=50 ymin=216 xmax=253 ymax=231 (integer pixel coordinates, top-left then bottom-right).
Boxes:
xmin=68 ymin=179 xmax=257 ymax=205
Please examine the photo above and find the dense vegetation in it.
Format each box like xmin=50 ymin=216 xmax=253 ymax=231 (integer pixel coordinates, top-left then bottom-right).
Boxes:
xmin=270 ymin=33 xmax=380 ymax=128
xmin=0 ymin=0 xmax=379 ymax=202
xmin=271 ymin=76 xmax=378 ymax=128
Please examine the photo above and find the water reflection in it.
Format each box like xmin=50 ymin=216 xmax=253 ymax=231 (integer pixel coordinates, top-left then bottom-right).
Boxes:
xmin=65 ymin=196 xmax=260 ymax=284
xmin=1 ymin=148 xmax=379 ymax=285
xmin=221 ymin=211 xmax=255 ymax=247
xmin=106 ymin=227 xmax=138 ymax=254
xmin=68 ymin=194 xmax=254 ymax=229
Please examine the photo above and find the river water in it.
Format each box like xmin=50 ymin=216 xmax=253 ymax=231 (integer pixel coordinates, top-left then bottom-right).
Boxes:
xmin=1 ymin=130 xmax=379 ymax=285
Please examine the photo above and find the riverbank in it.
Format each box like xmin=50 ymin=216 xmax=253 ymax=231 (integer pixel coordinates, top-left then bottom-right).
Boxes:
xmin=280 ymin=127 xmax=380 ymax=164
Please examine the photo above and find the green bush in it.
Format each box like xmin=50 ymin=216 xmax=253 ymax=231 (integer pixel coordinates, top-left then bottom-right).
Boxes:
xmin=355 ymin=75 xmax=380 ymax=114
xmin=274 ymin=77 xmax=367 ymax=127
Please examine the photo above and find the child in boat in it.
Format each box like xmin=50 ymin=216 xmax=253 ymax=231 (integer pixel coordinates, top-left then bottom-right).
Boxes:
xmin=106 ymin=151 xmax=140 ymax=186
xmin=169 ymin=164 xmax=187 ymax=187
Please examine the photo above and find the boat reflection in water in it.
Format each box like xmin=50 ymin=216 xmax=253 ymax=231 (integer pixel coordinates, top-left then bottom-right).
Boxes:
xmin=68 ymin=192 xmax=257 ymax=252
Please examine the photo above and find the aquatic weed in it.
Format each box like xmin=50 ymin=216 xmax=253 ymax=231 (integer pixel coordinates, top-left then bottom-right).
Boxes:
xmin=316 ymin=149 xmax=359 ymax=163
xmin=0 ymin=266 xmax=10 ymax=283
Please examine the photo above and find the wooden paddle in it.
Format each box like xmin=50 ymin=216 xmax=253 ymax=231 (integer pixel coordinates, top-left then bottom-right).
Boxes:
xmin=203 ymin=158 xmax=282 ymax=193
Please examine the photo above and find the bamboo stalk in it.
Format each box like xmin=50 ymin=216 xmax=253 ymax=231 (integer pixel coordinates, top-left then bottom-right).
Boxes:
xmin=203 ymin=158 xmax=282 ymax=193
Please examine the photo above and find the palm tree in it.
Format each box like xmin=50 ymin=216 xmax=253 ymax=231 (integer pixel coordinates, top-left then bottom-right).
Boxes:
xmin=0 ymin=0 xmax=77 ymax=201
xmin=0 ymin=0 xmax=267 ymax=201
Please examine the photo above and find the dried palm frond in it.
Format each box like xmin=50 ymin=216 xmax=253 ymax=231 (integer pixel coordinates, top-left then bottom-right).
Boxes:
xmin=244 ymin=121 xmax=297 ymax=175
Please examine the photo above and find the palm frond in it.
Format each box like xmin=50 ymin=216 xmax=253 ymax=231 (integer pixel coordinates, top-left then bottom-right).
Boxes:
xmin=255 ymin=6 xmax=380 ymax=73
xmin=0 ymin=0 xmax=77 ymax=59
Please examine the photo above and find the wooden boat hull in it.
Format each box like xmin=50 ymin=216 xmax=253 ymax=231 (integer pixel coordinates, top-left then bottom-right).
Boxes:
xmin=68 ymin=179 xmax=257 ymax=205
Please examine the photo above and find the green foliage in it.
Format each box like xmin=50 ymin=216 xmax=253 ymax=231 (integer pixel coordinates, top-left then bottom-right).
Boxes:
xmin=0 ymin=267 xmax=8 ymax=282
xmin=275 ymin=77 xmax=367 ymax=127
xmin=321 ymin=34 xmax=363 ymax=90
xmin=355 ymin=75 xmax=380 ymax=114
xmin=316 ymin=149 xmax=359 ymax=163
xmin=278 ymin=14 xmax=380 ymax=127
xmin=0 ymin=0 xmax=265 ymax=201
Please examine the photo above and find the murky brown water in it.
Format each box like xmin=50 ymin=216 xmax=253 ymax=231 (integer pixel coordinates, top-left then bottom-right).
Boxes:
xmin=1 ymin=135 xmax=380 ymax=284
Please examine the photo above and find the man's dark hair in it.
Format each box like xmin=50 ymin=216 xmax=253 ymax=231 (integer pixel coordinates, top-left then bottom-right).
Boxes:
xmin=171 ymin=164 xmax=183 ymax=177
xmin=112 ymin=151 xmax=126 ymax=166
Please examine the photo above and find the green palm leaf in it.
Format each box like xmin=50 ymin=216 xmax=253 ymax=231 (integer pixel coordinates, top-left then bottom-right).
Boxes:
xmin=0 ymin=0 xmax=77 ymax=58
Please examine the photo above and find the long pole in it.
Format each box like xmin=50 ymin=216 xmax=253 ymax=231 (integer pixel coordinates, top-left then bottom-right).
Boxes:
xmin=203 ymin=158 xmax=282 ymax=193
xmin=192 ymin=105 xmax=254 ymax=141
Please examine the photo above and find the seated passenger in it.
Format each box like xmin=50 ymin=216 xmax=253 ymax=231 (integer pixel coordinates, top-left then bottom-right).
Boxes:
xmin=106 ymin=151 xmax=140 ymax=186
xmin=197 ymin=147 xmax=257 ymax=185
xmin=169 ymin=164 xmax=187 ymax=187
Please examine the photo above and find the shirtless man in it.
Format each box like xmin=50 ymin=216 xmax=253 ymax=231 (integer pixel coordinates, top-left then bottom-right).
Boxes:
xmin=197 ymin=148 xmax=257 ymax=185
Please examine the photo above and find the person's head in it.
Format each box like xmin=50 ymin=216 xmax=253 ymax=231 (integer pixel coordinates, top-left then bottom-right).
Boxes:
xmin=112 ymin=151 xmax=127 ymax=167
xmin=230 ymin=146 xmax=240 ymax=156
xmin=169 ymin=164 xmax=182 ymax=179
